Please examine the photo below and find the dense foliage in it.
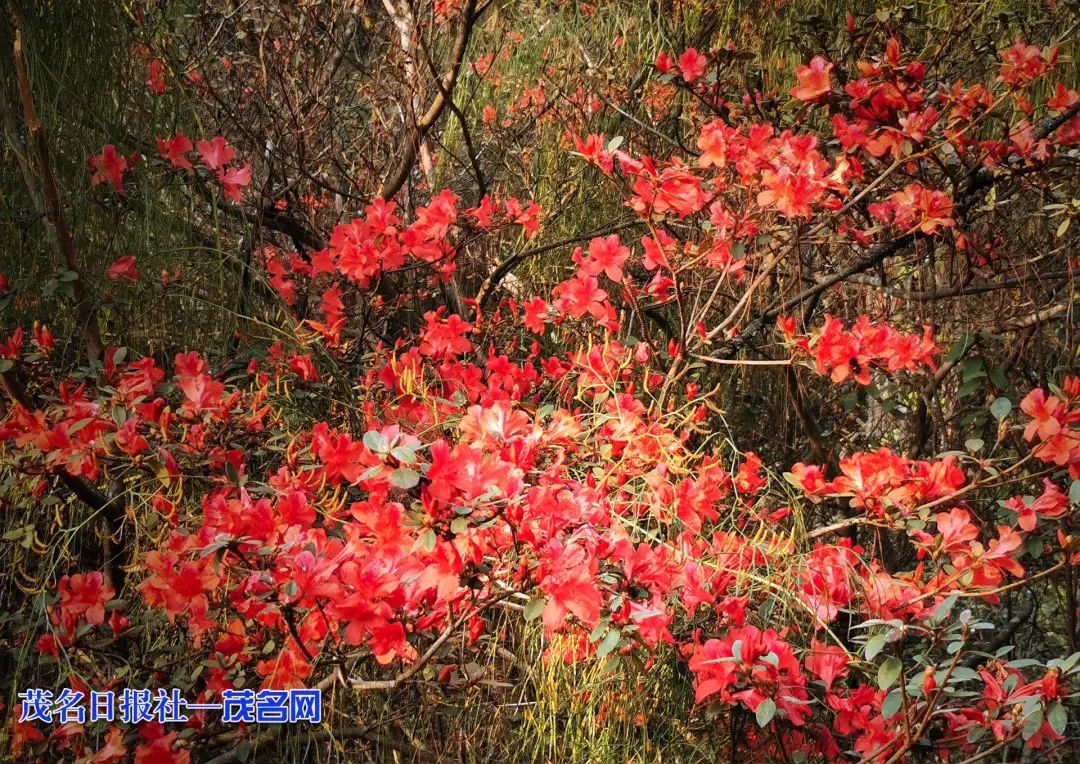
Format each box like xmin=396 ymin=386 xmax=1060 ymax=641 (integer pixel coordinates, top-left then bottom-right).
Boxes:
xmin=3 ymin=0 xmax=1080 ymax=761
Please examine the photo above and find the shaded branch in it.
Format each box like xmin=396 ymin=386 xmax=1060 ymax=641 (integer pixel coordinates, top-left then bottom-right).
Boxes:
xmin=908 ymin=344 xmax=970 ymax=459
xmin=837 ymin=269 xmax=1072 ymax=302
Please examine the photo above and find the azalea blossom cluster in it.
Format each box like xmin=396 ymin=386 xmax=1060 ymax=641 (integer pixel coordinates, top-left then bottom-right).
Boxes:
xmin=1021 ymin=381 xmax=1080 ymax=471
xmin=90 ymin=133 xmax=252 ymax=204
xmin=780 ymin=313 xmax=939 ymax=386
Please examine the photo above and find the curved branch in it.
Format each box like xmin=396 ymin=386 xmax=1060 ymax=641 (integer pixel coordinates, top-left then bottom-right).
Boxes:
xmin=476 ymin=219 xmax=643 ymax=310
xmin=378 ymin=0 xmax=482 ymax=200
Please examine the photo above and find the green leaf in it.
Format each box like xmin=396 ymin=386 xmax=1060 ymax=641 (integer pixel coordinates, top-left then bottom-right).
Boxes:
xmin=945 ymin=336 xmax=970 ymax=363
xmin=949 ymin=666 xmax=980 ymax=682
xmin=961 ymin=357 xmax=985 ymax=382
xmin=1048 ymin=702 xmax=1068 ymax=736
xmin=2 ymin=526 xmax=29 ymax=542
xmin=731 ymin=639 xmax=743 ymax=663
xmin=596 ymin=629 xmax=621 ymax=659
xmin=878 ymin=657 xmax=902 ymax=690
xmin=1069 ymin=480 xmax=1080 ymax=505
xmin=865 ymin=634 xmax=887 ymax=660
xmin=881 ymin=689 xmax=902 ymax=719
xmin=1022 ymin=708 xmax=1044 ymax=741
xmin=390 ymin=446 xmax=417 ymax=465
xmin=755 ymin=698 xmax=776 ymax=727
xmin=1061 ymin=651 xmax=1080 ymax=673
xmin=932 ymin=592 xmax=959 ymax=622
xmin=363 ymin=430 xmax=388 ymax=452
xmin=360 ymin=466 xmax=382 ymax=481
xmin=964 ymin=438 xmax=984 ymax=452
xmin=390 ymin=468 xmax=419 ymax=490
xmin=956 ymin=379 xmax=979 ymax=399
xmin=990 ymin=397 xmax=1012 ymax=422
xmin=523 ymin=595 xmax=546 ymax=622
xmin=988 ymin=367 xmax=1009 ymax=392
xmin=1005 ymin=658 xmax=1039 ymax=669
